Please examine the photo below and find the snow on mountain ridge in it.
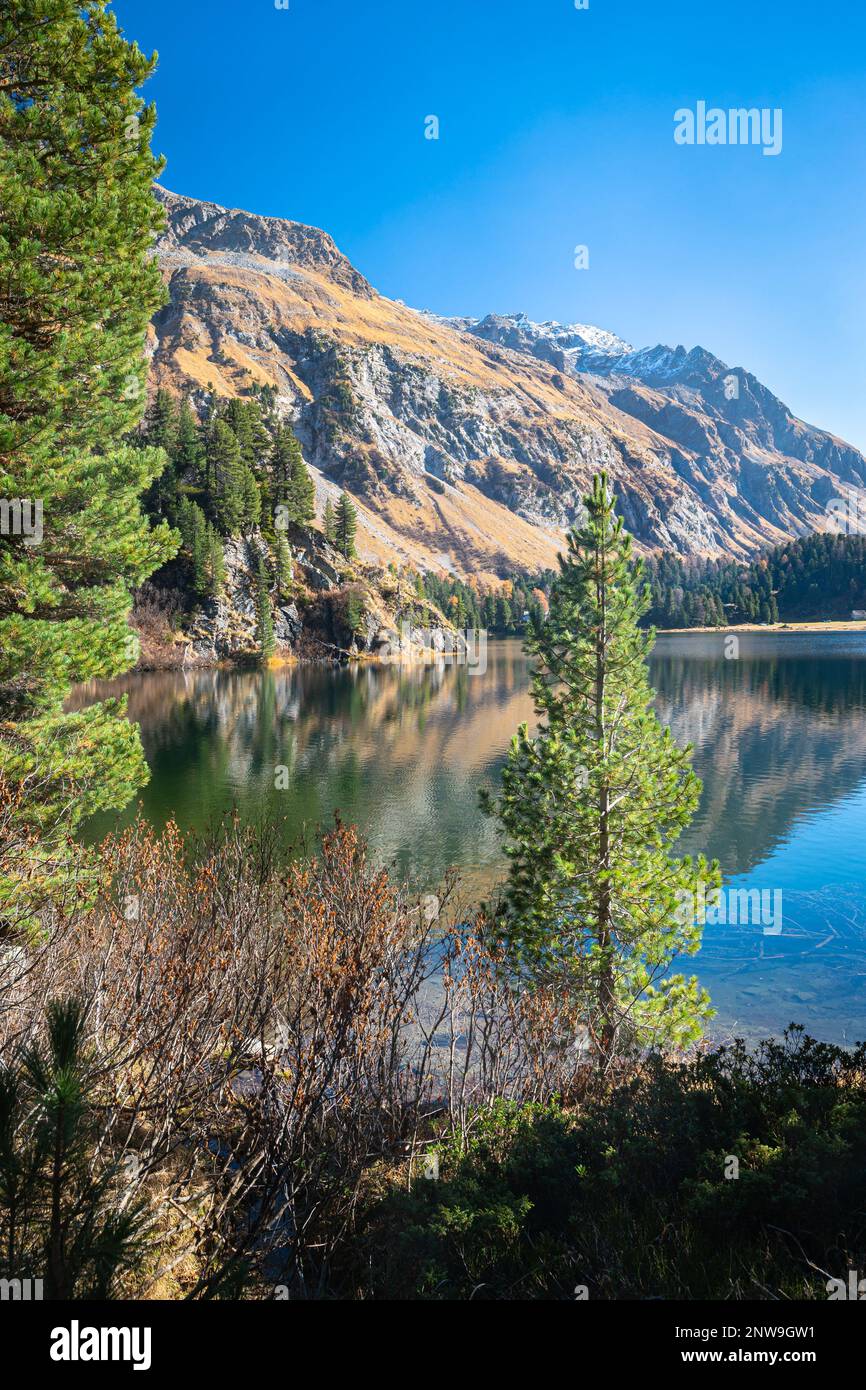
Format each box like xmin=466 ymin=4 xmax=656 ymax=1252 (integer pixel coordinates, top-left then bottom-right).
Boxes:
xmin=435 ymin=311 xmax=742 ymax=388
xmin=429 ymin=310 xmax=634 ymax=364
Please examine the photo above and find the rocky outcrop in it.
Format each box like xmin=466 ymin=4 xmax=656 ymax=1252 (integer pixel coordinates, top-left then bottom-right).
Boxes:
xmin=157 ymin=522 xmax=464 ymax=669
xmin=148 ymin=188 xmax=866 ymax=574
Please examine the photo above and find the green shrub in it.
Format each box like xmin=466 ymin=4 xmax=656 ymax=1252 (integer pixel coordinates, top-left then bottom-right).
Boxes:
xmin=355 ymin=1028 xmax=866 ymax=1300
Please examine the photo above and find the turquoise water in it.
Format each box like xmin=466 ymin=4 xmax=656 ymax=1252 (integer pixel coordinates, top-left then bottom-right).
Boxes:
xmin=76 ymin=632 xmax=866 ymax=1044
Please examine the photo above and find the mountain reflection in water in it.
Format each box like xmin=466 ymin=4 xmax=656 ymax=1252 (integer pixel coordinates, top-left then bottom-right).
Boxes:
xmin=74 ymin=633 xmax=866 ymax=1044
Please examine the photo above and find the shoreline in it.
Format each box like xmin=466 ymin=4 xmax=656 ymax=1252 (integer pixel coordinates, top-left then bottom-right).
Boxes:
xmin=134 ymin=620 xmax=866 ymax=670
xmin=655 ymin=619 xmax=866 ymax=636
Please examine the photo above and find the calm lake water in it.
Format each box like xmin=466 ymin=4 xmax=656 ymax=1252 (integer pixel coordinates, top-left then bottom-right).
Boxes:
xmin=78 ymin=634 xmax=866 ymax=1046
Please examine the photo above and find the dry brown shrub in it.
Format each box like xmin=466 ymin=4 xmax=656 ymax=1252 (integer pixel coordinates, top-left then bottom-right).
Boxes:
xmin=0 ymin=813 xmax=590 ymax=1297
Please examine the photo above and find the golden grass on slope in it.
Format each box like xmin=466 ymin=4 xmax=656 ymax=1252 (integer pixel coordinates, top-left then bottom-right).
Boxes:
xmin=153 ymin=238 xmax=839 ymax=574
xmin=305 ymin=460 xmax=563 ymax=581
xmin=161 ymin=257 xmax=621 ymax=425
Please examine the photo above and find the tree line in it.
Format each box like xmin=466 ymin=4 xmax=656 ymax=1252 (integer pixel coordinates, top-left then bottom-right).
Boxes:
xmin=644 ymin=531 xmax=866 ymax=628
xmin=139 ymin=387 xmax=315 ymax=600
xmin=137 ymin=387 xmax=361 ymax=647
xmin=417 ymin=569 xmax=552 ymax=633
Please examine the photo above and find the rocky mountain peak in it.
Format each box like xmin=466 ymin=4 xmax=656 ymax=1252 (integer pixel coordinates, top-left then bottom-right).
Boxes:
xmin=154 ymin=186 xmax=374 ymax=299
xmin=437 ymin=310 xmax=634 ymax=369
xmin=148 ymin=189 xmax=866 ymax=573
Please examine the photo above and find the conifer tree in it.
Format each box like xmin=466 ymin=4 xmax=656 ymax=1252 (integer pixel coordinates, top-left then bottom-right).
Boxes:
xmin=254 ymin=552 xmax=275 ymax=662
xmin=0 ymin=998 xmax=148 ymax=1297
xmin=335 ymin=492 xmax=358 ymax=560
xmin=482 ymin=474 xmax=719 ymax=1066
xmin=174 ymin=395 xmax=202 ymax=475
xmin=323 ymin=498 xmax=337 ymax=545
xmin=143 ymin=387 xmax=177 ymax=454
xmin=241 ymin=464 xmax=261 ymax=531
xmin=142 ymin=388 xmax=179 ymax=521
xmin=207 ymin=420 xmax=246 ymax=534
xmin=177 ymin=497 xmax=224 ymax=600
xmin=289 ymin=442 xmax=315 ymax=526
xmin=274 ymin=533 xmax=293 ymax=600
xmin=225 ymin=397 xmax=268 ymax=471
xmin=271 ymin=424 xmax=314 ymax=526
xmin=207 ymin=524 xmax=225 ymax=597
xmin=495 ymin=596 xmax=513 ymax=632
xmin=0 ymin=0 xmax=177 ymax=917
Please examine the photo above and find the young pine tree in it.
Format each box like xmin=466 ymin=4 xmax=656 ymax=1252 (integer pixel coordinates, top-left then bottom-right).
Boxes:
xmin=482 ymin=474 xmax=719 ymax=1067
xmin=335 ymin=492 xmax=358 ymax=560
xmin=254 ymin=552 xmax=275 ymax=662
xmin=177 ymin=498 xmax=223 ymax=600
xmin=206 ymin=523 xmax=226 ymax=598
xmin=173 ymin=395 xmax=202 ymax=476
xmin=143 ymin=387 xmax=177 ymax=454
xmin=141 ymin=388 xmax=179 ymax=522
xmin=289 ymin=440 xmax=316 ymax=525
xmin=0 ymin=0 xmax=177 ymax=920
xmin=323 ymin=498 xmax=337 ymax=545
xmin=274 ymin=533 xmax=293 ymax=600
xmin=0 ymin=998 xmax=148 ymax=1298
xmin=240 ymin=464 xmax=262 ymax=531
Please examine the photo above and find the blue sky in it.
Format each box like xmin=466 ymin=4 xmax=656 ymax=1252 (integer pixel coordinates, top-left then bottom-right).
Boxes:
xmin=115 ymin=0 xmax=866 ymax=448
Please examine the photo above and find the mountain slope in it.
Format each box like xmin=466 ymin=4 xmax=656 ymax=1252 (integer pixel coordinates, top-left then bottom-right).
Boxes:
xmin=149 ymin=188 xmax=866 ymax=576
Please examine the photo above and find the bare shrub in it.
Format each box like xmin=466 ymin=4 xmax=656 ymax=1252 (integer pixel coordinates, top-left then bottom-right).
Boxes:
xmin=130 ymin=583 xmax=187 ymax=669
xmin=0 ymin=814 xmax=590 ymax=1297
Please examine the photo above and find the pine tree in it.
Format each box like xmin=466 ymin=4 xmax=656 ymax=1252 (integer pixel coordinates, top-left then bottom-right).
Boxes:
xmin=179 ymin=498 xmax=205 ymax=595
xmin=323 ymin=498 xmax=337 ymax=545
xmin=254 ymin=552 xmax=275 ymax=662
xmin=0 ymin=0 xmax=178 ymax=920
xmin=335 ymin=492 xmax=358 ymax=560
xmin=240 ymin=464 xmax=261 ymax=530
xmin=174 ymin=395 xmax=201 ymax=475
xmin=207 ymin=420 xmax=246 ymax=534
xmin=0 ymin=998 xmax=148 ymax=1298
xmin=345 ymin=588 xmax=365 ymax=637
xmin=143 ymin=387 xmax=177 ymax=454
xmin=206 ymin=523 xmax=225 ymax=598
xmin=495 ymin=596 xmax=513 ymax=632
xmin=274 ymin=533 xmax=293 ymax=600
xmin=225 ymin=398 xmax=269 ymax=470
xmin=177 ymin=497 xmax=223 ymax=600
xmin=289 ymin=441 xmax=316 ymax=525
xmin=141 ymin=388 xmax=179 ymax=522
xmin=482 ymin=474 xmax=719 ymax=1066
xmin=271 ymin=425 xmax=314 ymax=526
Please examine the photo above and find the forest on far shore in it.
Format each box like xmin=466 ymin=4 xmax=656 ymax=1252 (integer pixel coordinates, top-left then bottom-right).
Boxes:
xmin=643 ymin=531 xmax=866 ymax=628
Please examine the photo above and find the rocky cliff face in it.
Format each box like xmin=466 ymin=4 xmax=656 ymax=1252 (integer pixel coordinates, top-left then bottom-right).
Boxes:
xmin=149 ymin=188 xmax=866 ymax=576
xmin=138 ymin=518 xmax=466 ymax=670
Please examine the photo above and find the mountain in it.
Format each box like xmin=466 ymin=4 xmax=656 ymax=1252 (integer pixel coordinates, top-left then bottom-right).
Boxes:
xmin=149 ymin=188 xmax=866 ymax=577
